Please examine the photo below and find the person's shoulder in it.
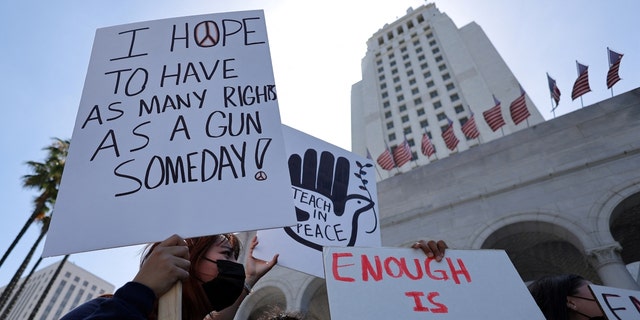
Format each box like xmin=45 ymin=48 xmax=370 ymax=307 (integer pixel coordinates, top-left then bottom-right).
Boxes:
xmin=59 ymin=296 xmax=111 ymax=320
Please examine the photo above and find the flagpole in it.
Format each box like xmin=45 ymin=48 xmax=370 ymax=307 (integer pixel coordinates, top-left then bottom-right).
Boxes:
xmin=550 ymin=96 xmax=556 ymax=118
xmin=580 ymin=96 xmax=584 ymax=108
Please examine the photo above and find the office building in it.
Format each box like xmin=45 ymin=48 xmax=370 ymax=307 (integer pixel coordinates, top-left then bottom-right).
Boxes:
xmin=351 ymin=3 xmax=544 ymax=180
xmin=0 ymin=260 xmax=114 ymax=320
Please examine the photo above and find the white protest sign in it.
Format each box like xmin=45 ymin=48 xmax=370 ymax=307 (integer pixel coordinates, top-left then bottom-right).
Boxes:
xmin=589 ymin=284 xmax=640 ymax=319
xmin=44 ymin=10 xmax=295 ymax=257
xmin=255 ymin=125 xmax=380 ymax=278
xmin=323 ymin=247 xmax=545 ymax=319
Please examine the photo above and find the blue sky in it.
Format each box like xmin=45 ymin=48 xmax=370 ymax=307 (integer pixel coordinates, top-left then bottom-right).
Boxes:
xmin=1 ymin=0 xmax=638 ymax=289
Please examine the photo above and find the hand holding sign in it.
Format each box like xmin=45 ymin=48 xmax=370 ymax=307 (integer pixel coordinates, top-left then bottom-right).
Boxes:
xmin=133 ymin=234 xmax=190 ymax=298
xmin=285 ymin=149 xmax=376 ymax=251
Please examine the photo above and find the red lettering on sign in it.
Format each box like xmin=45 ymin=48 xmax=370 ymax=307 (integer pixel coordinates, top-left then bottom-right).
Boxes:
xmin=362 ymin=255 xmax=383 ymax=282
xmin=427 ymin=292 xmax=448 ymax=313
xmin=446 ymin=258 xmax=472 ymax=284
xmin=332 ymin=253 xmax=355 ymax=282
xmin=405 ymin=291 xmax=429 ymax=312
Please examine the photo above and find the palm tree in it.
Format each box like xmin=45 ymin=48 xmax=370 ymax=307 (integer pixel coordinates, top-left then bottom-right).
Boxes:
xmin=0 ymin=138 xmax=68 ymax=269
xmin=28 ymin=254 xmax=69 ymax=320
xmin=0 ymin=216 xmax=50 ymax=311
xmin=0 ymin=256 xmax=43 ymax=318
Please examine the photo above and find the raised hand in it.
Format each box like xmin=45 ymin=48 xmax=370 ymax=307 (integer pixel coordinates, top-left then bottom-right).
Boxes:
xmin=244 ymin=235 xmax=278 ymax=287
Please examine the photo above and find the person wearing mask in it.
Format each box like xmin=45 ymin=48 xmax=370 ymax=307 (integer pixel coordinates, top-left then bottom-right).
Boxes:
xmin=62 ymin=233 xmax=276 ymax=320
xmin=528 ymin=274 xmax=605 ymax=320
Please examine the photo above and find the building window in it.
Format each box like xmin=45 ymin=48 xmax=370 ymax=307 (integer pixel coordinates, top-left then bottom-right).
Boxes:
xmin=408 ymin=138 xmax=415 ymax=146
xmin=404 ymin=127 xmax=412 ymax=134
xmin=420 ymin=62 xmax=429 ymax=70
xmin=429 ymin=40 xmax=436 ymax=46
xmin=387 ymin=31 xmax=394 ymax=40
xmin=413 ymin=40 xmax=420 ymax=46
xmin=417 ymin=15 xmax=425 ymax=24
xmin=454 ymin=104 xmax=464 ymax=113
xmin=381 ymin=91 xmax=388 ymax=98
xmin=393 ymin=76 xmax=400 ymax=83
xmin=385 ymin=111 xmax=392 ymax=119
xmin=417 ymin=108 xmax=425 ymax=116
xmin=442 ymin=73 xmax=451 ymax=80
xmin=446 ymin=83 xmax=455 ymax=91
xmin=423 ymin=71 xmax=431 ymax=78
xmin=416 ymin=47 xmax=423 ymax=53
xmin=390 ymin=60 xmax=397 ymax=66
xmin=380 ymin=83 xmax=387 ymax=90
xmin=401 ymin=115 xmax=409 ymax=123
xmin=432 ymin=47 xmax=440 ymax=54
xmin=404 ymin=62 xmax=412 ymax=68
xmin=435 ymin=56 xmax=443 ymax=62
xmin=414 ymin=97 xmax=423 ymax=105
xmin=402 ymin=54 xmax=409 ymax=60
xmin=401 ymin=47 xmax=407 ymax=53
xmin=437 ymin=113 xmax=447 ymax=121
xmin=379 ymin=75 xmax=385 ymax=81
xmin=397 ymin=94 xmax=405 ymax=102
xmin=429 ymin=90 xmax=439 ymax=98
xmin=408 ymin=20 xmax=415 ymax=28
xmin=426 ymin=33 xmax=434 ymax=39
xmin=409 ymin=78 xmax=416 ymax=85
xmin=426 ymin=80 xmax=435 ymax=88
xmin=397 ymin=26 xmax=404 ymax=34
xmin=418 ymin=54 xmax=426 ymax=61
xmin=411 ymin=87 xmax=420 ymax=95
xmin=387 ymin=121 xmax=394 ymax=129
xmin=389 ymin=52 xmax=395 ymax=58
xmin=433 ymin=100 xmax=442 ymax=109
xmin=438 ymin=64 xmax=447 ymax=71
xmin=459 ymin=117 xmax=469 ymax=126
xmin=440 ymin=125 xmax=449 ymax=133
xmin=378 ymin=37 xmax=384 ymax=45
xmin=407 ymin=69 xmax=414 ymax=76
xmin=399 ymin=104 xmax=407 ymax=112
xmin=389 ymin=133 xmax=396 ymax=141
xmin=383 ymin=101 xmax=390 ymax=108
xmin=450 ymin=93 xmax=460 ymax=102
xmin=395 ymin=85 xmax=402 ymax=92
xmin=377 ymin=67 xmax=384 ymax=73
xmin=391 ymin=68 xmax=398 ymax=75
xmin=420 ymin=119 xmax=429 ymax=128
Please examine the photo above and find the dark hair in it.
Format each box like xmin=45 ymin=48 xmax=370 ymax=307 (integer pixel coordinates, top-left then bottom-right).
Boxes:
xmin=527 ymin=274 xmax=587 ymax=320
xmin=143 ymin=234 xmax=241 ymax=320
xmin=256 ymin=306 xmax=305 ymax=320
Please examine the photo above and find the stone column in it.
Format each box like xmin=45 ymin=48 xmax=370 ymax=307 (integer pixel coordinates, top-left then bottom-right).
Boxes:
xmin=587 ymin=243 xmax=639 ymax=290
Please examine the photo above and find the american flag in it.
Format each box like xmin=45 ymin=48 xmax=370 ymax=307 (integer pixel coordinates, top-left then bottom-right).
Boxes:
xmin=441 ymin=118 xmax=459 ymax=151
xmin=509 ymin=86 xmax=530 ymax=125
xmin=376 ymin=147 xmax=395 ymax=170
xmin=606 ymin=48 xmax=624 ymax=89
xmin=571 ymin=61 xmax=591 ymax=100
xmin=461 ymin=111 xmax=480 ymax=139
xmin=366 ymin=148 xmax=373 ymax=160
xmin=547 ymin=73 xmax=561 ymax=107
xmin=482 ymin=95 xmax=505 ymax=132
xmin=421 ymin=131 xmax=435 ymax=157
xmin=392 ymin=138 xmax=412 ymax=167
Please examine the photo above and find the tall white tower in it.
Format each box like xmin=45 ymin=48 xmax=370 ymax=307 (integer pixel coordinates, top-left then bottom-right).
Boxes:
xmin=351 ymin=3 xmax=544 ymax=180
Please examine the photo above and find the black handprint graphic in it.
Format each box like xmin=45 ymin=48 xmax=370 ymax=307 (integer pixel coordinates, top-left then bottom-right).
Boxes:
xmin=284 ymin=149 xmax=377 ymax=251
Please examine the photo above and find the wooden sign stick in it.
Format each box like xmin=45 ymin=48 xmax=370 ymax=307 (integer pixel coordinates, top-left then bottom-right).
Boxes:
xmin=158 ymin=282 xmax=182 ymax=320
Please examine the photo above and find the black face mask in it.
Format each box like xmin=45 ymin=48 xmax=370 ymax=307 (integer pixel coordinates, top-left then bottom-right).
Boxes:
xmin=201 ymin=259 xmax=246 ymax=311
